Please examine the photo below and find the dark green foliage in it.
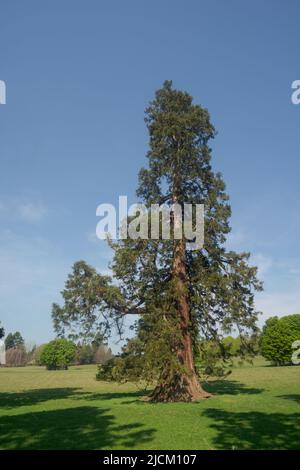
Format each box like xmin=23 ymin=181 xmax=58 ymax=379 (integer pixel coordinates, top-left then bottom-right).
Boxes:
xmin=95 ymin=358 xmax=117 ymax=381
xmin=0 ymin=323 xmax=4 ymax=340
xmin=52 ymin=260 xmax=127 ymax=342
xmin=261 ymin=315 xmax=300 ymax=365
xmin=5 ymin=331 xmax=24 ymax=350
xmin=95 ymin=341 xmax=145 ymax=383
xmin=96 ymin=338 xmax=149 ymax=383
xmin=40 ymin=339 xmax=76 ymax=370
xmin=95 ymin=335 xmax=258 ymax=383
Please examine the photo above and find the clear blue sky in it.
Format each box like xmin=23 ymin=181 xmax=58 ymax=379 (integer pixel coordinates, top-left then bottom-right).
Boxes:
xmin=1 ymin=0 xmax=300 ymax=351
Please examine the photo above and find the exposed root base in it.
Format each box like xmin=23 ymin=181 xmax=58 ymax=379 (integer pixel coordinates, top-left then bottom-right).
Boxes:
xmin=144 ymin=377 xmax=212 ymax=402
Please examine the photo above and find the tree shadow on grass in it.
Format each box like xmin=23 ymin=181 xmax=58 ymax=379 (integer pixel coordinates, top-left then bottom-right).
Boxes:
xmin=84 ymin=380 xmax=264 ymax=405
xmin=277 ymin=394 xmax=300 ymax=405
xmin=0 ymin=388 xmax=87 ymax=409
xmin=0 ymin=378 xmax=262 ymax=410
xmin=0 ymin=406 xmax=156 ymax=450
xmin=84 ymin=390 xmax=147 ymax=404
xmin=0 ymin=387 xmax=150 ymax=409
xmin=204 ymin=380 xmax=264 ymax=396
xmin=202 ymin=408 xmax=300 ymax=449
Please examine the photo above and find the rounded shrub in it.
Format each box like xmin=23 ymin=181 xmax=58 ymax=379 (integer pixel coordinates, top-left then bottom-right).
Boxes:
xmin=261 ymin=314 xmax=300 ymax=365
xmin=40 ymin=339 xmax=76 ymax=370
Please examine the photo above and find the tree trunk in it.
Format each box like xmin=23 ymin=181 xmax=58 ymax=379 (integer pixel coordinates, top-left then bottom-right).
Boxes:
xmin=148 ymin=238 xmax=211 ymax=402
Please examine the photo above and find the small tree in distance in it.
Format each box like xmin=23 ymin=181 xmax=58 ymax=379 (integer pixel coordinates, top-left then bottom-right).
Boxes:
xmin=5 ymin=347 xmax=27 ymax=367
xmin=40 ymin=339 xmax=76 ymax=370
xmin=76 ymin=343 xmax=94 ymax=365
xmin=5 ymin=331 xmax=24 ymax=350
xmin=94 ymin=344 xmax=113 ymax=364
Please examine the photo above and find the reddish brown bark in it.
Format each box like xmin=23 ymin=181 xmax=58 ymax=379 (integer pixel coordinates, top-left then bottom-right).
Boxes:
xmin=148 ymin=238 xmax=211 ymax=402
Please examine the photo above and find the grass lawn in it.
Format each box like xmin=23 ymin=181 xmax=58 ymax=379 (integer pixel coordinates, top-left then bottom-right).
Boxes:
xmin=0 ymin=358 xmax=299 ymax=450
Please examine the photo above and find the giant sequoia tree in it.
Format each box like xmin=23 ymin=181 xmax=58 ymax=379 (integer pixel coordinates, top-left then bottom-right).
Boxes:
xmin=53 ymin=81 xmax=262 ymax=401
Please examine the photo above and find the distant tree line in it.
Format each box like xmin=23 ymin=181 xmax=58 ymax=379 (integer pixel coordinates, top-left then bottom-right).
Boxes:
xmin=38 ymin=339 xmax=113 ymax=370
xmin=0 ymin=323 xmax=113 ymax=369
xmin=1 ymin=313 xmax=299 ymax=372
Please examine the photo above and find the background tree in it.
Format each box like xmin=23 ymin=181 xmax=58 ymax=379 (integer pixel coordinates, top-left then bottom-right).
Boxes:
xmin=74 ymin=340 xmax=113 ymax=365
xmin=261 ymin=315 xmax=300 ymax=365
xmin=91 ymin=332 xmax=106 ymax=350
xmin=94 ymin=344 xmax=113 ymax=364
xmin=4 ymin=331 xmax=26 ymax=367
xmin=40 ymin=339 xmax=76 ymax=370
xmin=5 ymin=333 xmax=14 ymax=350
xmin=28 ymin=344 xmax=46 ymax=365
xmin=52 ymin=260 xmax=127 ymax=342
xmin=5 ymin=347 xmax=27 ymax=367
xmin=0 ymin=322 xmax=4 ymax=339
xmin=53 ymin=81 xmax=261 ymax=401
xmin=75 ymin=343 xmax=95 ymax=365
xmin=5 ymin=331 xmax=24 ymax=350
xmin=24 ymin=343 xmax=36 ymax=365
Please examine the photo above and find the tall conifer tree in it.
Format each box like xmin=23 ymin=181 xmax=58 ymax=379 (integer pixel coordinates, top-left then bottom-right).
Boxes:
xmin=53 ymin=81 xmax=262 ymax=401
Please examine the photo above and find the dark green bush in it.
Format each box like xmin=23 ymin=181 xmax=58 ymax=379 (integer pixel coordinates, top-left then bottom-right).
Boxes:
xmin=96 ymin=358 xmax=117 ymax=381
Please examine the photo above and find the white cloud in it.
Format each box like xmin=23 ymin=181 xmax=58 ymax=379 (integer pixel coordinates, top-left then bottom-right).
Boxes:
xmin=19 ymin=202 xmax=47 ymax=222
xmin=251 ymin=253 xmax=273 ymax=278
xmin=0 ymin=199 xmax=47 ymax=222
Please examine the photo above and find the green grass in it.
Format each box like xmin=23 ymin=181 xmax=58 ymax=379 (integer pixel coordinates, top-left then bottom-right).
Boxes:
xmin=0 ymin=358 xmax=299 ymax=450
